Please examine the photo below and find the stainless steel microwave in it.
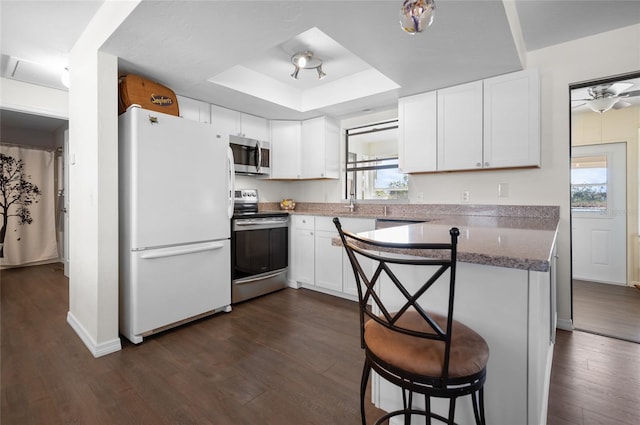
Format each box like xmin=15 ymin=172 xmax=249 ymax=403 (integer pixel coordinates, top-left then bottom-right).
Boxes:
xmin=229 ymin=134 xmax=271 ymax=176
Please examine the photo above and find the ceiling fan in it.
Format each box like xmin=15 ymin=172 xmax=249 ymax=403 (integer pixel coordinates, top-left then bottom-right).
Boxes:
xmin=572 ymin=81 xmax=640 ymax=113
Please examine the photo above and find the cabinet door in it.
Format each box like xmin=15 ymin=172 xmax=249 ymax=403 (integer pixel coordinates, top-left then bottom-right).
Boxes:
xmin=340 ymin=218 xmax=375 ymax=297
xmin=292 ymin=216 xmax=315 ymax=285
xmin=437 ymin=81 xmax=483 ymax=171
xmin=301 ymin=117 xmax=340 ymax=179
xmin=210 ymin=104 xmax=241 ymax=142
xmin=241 ymin=113 xmax=270 ymax=141
xmin=398 ymin=91 xmax=437 ymax=173
xmin=315 ymin=230 xmax=343 ymax=292
xmin=177 ymin=96 xmax=210 ymax=124
xmin=270 ymin=120 xmax=301 ymax=179
xmin=483 ymin=69 xmax=540 ymax=168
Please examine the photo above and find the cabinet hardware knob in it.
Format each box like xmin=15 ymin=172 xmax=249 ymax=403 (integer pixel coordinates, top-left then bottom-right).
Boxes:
xmin=484 ymin=162 xmax=490 ymax=166
xmin=476 ymin=162 xmax=482 ymax=167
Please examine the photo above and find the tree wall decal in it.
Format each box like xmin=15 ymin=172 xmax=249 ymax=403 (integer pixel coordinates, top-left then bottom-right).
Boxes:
xmin=0 ymin=153 xmax=42 ymax=258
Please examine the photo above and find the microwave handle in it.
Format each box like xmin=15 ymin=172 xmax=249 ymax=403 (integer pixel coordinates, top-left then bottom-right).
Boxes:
xmin=256 ymin=140 xmax=262 ymax=174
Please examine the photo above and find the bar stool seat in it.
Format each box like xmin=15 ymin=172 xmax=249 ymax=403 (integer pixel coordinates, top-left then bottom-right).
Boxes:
xmin=365 ymin=309 xmax=489 ymax=379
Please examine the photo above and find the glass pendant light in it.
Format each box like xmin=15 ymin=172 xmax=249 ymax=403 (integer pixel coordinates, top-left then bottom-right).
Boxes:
xmin=400 ymin=0 xmax=435 ymax=35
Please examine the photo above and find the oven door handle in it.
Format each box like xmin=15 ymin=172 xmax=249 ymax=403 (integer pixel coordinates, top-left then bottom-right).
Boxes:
xmin=235 ymin=219 xmax=288 ymax=227
xmin=234 ymin=270 xmax=286 ymax=285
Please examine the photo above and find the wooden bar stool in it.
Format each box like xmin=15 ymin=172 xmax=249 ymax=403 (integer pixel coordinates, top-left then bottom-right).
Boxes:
xmin=334 ymin=217 xmax=489 ymax=425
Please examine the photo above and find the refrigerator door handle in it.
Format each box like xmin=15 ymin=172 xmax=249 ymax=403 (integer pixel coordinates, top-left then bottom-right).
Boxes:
xmin=140 ymin=242 xmax=225 ymax=260
xmin=227 ymin=146 xmax=235 ymax=219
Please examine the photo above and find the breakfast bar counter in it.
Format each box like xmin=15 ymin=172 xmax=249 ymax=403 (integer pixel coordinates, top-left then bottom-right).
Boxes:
xmin=333 ymin=212 xmax=558 ymax=425
xmin=350 ymin=214 xmax=558 ymax=272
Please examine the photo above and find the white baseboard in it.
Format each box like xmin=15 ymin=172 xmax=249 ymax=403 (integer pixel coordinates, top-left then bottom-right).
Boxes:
xmin=556 ymin=318 xmax=573 ymax=331
xmin=287 ymin=279 xmax=301 ymax=289
xmin=67 ymin=311 xmax=121 ymax=358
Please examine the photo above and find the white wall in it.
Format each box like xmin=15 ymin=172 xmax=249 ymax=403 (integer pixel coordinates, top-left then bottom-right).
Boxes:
xmin=525 ymin=24 xmax=640 ymax=328
xmin=66 ymin=0 xmax=140 ymax=358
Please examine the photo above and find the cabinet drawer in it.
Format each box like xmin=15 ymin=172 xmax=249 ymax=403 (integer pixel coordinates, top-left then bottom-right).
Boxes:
xmin=316 ymin=216 xmax=375 ymax=233
xmin=315 ymin=216 xmax=337 ymax=232
xmin=292 ymin=215 xmax=314 ymax=230
xmin=338 ymin=217 xmax=375 ymax=233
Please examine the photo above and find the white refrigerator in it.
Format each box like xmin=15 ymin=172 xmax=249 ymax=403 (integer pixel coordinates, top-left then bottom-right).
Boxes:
xmin=119 ymin=106 xmax=234 ymax=344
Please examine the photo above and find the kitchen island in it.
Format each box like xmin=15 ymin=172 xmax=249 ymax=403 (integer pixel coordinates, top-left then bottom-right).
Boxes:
xmin=344 ymin=216 xmax=558 ymax=425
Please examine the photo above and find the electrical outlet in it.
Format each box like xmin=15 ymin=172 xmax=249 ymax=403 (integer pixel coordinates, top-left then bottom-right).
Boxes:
xmin=461 ymin=191 xmax=470 ymax=203
xmin=417 ymin=191 xmax=424 ymax=202
xmin=498 ymin=183 xmax=509 ymax=198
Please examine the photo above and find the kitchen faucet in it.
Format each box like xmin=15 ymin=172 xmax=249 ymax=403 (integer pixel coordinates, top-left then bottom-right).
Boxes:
xmin=345 ymin=194 xmax=356 ymax=213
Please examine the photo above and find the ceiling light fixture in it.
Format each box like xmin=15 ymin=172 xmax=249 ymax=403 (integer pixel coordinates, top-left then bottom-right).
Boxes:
xmin=290 ymin=51 xmax=326 ymax=80
xmin=400 ymin=0 xmax=435 ymax=35
xmin=588 ymin=96 xmax=619 ymax=114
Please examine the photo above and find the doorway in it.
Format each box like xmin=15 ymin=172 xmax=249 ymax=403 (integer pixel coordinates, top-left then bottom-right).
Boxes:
xmin=570 ymin=73 xmax=640 ymax=343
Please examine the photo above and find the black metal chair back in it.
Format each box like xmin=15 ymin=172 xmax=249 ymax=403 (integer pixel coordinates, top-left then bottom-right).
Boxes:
xmin=334 ymin=217 xmax=460 ymax=383
xmin=334 ymin=217 xmax=488 ymax=425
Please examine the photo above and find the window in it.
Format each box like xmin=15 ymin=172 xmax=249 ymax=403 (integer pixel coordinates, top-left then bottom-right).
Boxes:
xmin=345 ymin=120 xmax=408 ymax=200
xmin=571 ymin=154 xmax=608 ymax=213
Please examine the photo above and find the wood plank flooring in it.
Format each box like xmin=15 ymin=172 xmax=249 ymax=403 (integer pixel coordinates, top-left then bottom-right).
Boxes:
xmin=573 ymin=279 xmax=640 ymax=343
xmin=2 ymin=264 xmax=640 ymax=424
xmin=1 ymin=263 xmax=383 ymax=425
xmin=547 ymin=330 xmax=640 ymax=425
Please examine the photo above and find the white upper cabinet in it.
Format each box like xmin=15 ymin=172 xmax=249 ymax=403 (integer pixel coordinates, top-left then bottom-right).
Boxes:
xmin=400 ymin=69 xmax=541 ymax=173
xmin=270 ymin=120 xmax=301 ymax=179
xmin=210 ymin=104 xmax=269 ymax=142
xmin=177 ymin=95 xmax=210 ymax=124
xmin=483 ymin=68 xmax=540 ymax=168
xmin=301 ymin=116 xmax=340 ymax=179
xmin=437 ymin=80 xmax=484 ymax=171
xmin=398 ymin=91 xmax=437 ymax=173
xmin=210 ymin=104 xmax=241 ymax=143
xmin=241 ymin=113 xmax=270 ymax=141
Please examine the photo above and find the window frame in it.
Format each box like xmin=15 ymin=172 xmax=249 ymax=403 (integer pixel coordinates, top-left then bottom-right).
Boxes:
xmin=344 ymin=119 xmax=407 ymax=201
xmin=570 ymin=152 xmax=611 ymax=216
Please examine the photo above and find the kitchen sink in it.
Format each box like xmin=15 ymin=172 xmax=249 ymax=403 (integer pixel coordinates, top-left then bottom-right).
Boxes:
xmin=374 ymin=218 xmax=428 ymax=230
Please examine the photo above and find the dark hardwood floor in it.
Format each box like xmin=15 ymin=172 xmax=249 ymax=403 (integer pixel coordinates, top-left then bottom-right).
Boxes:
xmin=2 ymin=264 xmax=640 ymax=424
xmin=573 ymin=279 xmax=640 ymax=343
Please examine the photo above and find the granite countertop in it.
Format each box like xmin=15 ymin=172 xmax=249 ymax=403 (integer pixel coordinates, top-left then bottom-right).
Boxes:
xmin=351 ymin=215 xmax=558 ymax=272
xmin=262 ymin=202 xmax=559 ymax=272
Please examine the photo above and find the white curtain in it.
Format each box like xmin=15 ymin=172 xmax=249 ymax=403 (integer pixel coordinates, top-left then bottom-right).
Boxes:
xmin=1 ymin=144 xmax=58 ymax=266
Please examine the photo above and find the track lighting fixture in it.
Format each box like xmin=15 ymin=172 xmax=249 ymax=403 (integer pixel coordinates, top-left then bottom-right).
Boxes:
xmin=290 ymin=51 xmax=326 ymax=80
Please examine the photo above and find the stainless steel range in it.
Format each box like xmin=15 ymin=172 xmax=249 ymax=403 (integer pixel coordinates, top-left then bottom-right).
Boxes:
xmin=231 ymin=189 xmax=289 ymax=303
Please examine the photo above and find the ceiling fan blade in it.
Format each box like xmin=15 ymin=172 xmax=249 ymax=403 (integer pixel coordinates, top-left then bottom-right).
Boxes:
xmin=613 ymin=101 xmax=631 ymax=110
xmin=617 ymin=89 xmax=640 ymax=98
xmin=607 ymin=82 xmax=634 ymax=96
xmin=571 ymin=102 xmax=586 ymax=109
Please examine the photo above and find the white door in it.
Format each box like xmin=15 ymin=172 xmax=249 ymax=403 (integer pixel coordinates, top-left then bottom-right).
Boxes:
xmin=571 ymin=143 xmax=626 ymax=285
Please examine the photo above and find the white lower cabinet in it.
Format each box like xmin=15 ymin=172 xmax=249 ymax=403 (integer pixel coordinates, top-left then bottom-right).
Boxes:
xmin=341 ymin=218 xmax=376 ymax=297
xmin=314 ymin=224 xmax=343 ymax=292
xmin=291 ymin=215 xmax=315 ymax=285
xmin=290 ymin=215 xmax=374 ymax=299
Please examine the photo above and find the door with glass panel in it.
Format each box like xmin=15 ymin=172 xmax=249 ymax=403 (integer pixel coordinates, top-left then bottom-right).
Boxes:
xmin=571 ymin=143 xmax=627 ymax=285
